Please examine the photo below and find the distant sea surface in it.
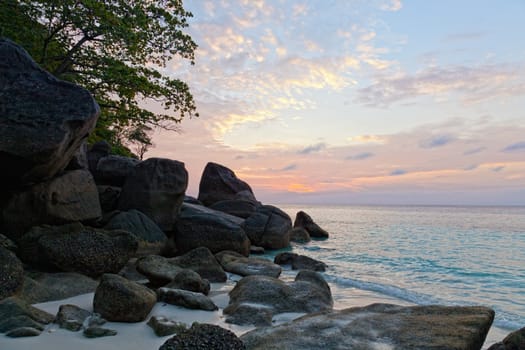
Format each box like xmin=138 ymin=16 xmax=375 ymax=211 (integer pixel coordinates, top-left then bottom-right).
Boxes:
xmin=274 ymin=205 xmax=525 ymax=331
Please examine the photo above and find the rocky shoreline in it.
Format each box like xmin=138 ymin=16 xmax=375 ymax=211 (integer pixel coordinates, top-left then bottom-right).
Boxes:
xmin=1 ymin=38 xmax=522 ymax=349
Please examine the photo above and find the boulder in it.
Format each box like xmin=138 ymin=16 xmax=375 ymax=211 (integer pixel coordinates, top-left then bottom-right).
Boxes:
xmin=487 ymin=326 xmax=525 ymax=350
xmin=136 ymin=255 xmax=184 ymax=286
xmin=0 ymin=296 xmax=54 ymax=334
xmin=198 ymin=162 xmax=257 ymax=206
xmin=2 ymin=169 xmax=102 ymax=239
xmin=224 ymin=303 xmax=273 ymax=327
xmin=66 ymin=140 xmax=89 ymax=171
xmin=0 ymin=247 xmax=24 ymax=300
xmin=95 ymin=155 xmax=140 ymax=186
xmin=5 ymin=327 xmax=42 ymax=337
xmin=0 ymin=234 xmax=17 ymax=252
xmin=55 ymin=304 xmax=93 ymax=331
xmin=294 ymin=211 xmax=329 ymax=238
xmin=157 ymin=288 xmax=218 ymax=311
xmin=118 ymin=158 xmax=188 ymax=231
xmin=242 ymin=205 xmax=291 ymax=249
xmin=0 ymin=38 xmax=99 ymax=189
xmin=174 ymin=203 xmax=250 ymax=256
xmin=160 ymin=323 xmax=245 ymax=350
xmin=0 ymin=315 xmax=45 ymax=333
xmin=97 ymin=186 xmax=122 ymax=213
xmin=288 ymin=227 xmax=311 ymax=243
xmin=250 ymin=246 xmax=265 ymax=255
xmin=87 ymin=141 xmax=111 ymax=175
xmin=93 ymin=274 xmax=157 ymax=322
xmin=170 ymin=247 xmax=227 ymax=283
xmin=215 ymin=251 xmax=282 ymax=278
xmin=18 ymin=223 xmax=138 ymax=277
xmin=147 ymin=316 xmax=187 ymax=337
xmin=209 ymin=199 xmax=260 ymax=218
xmin=104 ymin=209 xmax=167 ymax=255
xmin=19 ymin=272 xmax=98 ymax=304
xmin=274 ymin=252 xmax=327 ymax=272
xmin=241 ymin=303 xmax=495 ymax=350
xmin=165 ymin=269 xmax=210 ymax=295
xmin=83 ymin=327 xmax=117 ymax=338
xmin=224 ymin=272 xmax=333 ymax=326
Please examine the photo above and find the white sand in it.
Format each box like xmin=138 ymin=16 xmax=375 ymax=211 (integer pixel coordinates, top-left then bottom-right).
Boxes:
xmin=0 ymin=275 xmax=510 ymax=349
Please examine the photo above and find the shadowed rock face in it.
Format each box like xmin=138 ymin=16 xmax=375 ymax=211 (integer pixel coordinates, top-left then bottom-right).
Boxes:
xmin=487 ymin=326 xmax=525 ymax=350
xmin=0 ymin=247 xmax=24 ymax=300
xmin=0 ymin=38 xmax=99 ymax=189
xmin=241 ymin=303 xmax=495 ymax=350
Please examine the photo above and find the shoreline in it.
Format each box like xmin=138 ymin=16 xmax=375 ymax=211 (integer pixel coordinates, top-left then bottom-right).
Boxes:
xmin=0 ymin=272 xmax=509 ymax=350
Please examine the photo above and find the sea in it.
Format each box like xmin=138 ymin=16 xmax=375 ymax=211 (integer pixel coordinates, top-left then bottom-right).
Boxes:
xmin=270 ymin=205 xmax=525 ymax=335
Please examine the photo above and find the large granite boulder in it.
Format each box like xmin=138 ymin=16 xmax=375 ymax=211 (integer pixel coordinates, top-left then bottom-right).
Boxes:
xmin=2 ymin=169 xmax=102 ymax=240
xmin=174 ymin=203 xmax=250 ymax=256
xmin=294 ymin=211 xmax=329 ymax=238
xmin=19 ymin=272 xmax=98 ymax=304
xmin=169 ymin=247 xmax=227 ymax=283
xmin=288 ymin=227 xmax=311 ymax=243
xmin=87 ymin=141 xmax=111 ymax=175
xmin=241 ymin=303 xmax=495 ymax=350
xmin=97 ymin=185 xmax=121 ymax=213
xmin=136 ymin=254 xmax=184 ymax=286
xmin=274 ymin=252 xmax=327 ymax=272
xmin=0 ymin=247 xmax=24 ymax=300
xmin=209 ymin=199 xmax=260 ymax=219
xmin=0 ymin=296 xmax=54 ymax=335
xmin=95 ymin=155 xmax=140 ymax=186
xmin=242 ymin=205 xmax=291 ymax=249
xmin=165 ymin=269 xmax=210 ymax=296
xmin=93 ymin=274 xmax=157 ymax=322
xmin=18 ymin=223 xmax=138 ymax=277
xmin=0 ymin=38 xmax=99 ymax=189
xmin=118 ymin=158 xmax=188 ymax=231
xmin=215 ymin=250 xmax=282 ymax=278
xmin=104 ymin=209 xmax=167 ymax=255
xmin=198 ymin=162 xmax=257 ymax=206
xmin=157 ymin=288 xmax=218 ymax=311
xmin=488 ymin=326 xmax=525 ymax=350
xmin=160 ymin=323 xmax=245 ymax=350
xmin=224 ymin=271 xmax=333 ymax=326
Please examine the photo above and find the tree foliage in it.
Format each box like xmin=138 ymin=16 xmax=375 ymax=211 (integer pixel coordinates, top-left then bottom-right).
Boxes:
xmin=0 ymin=0 xmax=198 ymax=156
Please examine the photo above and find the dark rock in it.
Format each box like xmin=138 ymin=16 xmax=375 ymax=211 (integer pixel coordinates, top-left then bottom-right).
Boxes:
xmin=166 ymin=269 xmax=210 ymax=295
xmin=55 ymin=304 xmax=92 ymax=331
xmin=0 ymin=296 xmax=54 ymax=326
xmin=242 ymin=205 xmax=291 ymax=249
xmin=175 ymin=203 xmax=250 ymax=256
xmin=83 ymin=327 xmax=117 ymax=338
xmin=66 ymin=140 xmax=89 ymax=171
xmin=0 ymin=315 xmax=45 ymax=333
xmin=147 ymin=316 xmax=187 ymax=337
xmin=215 ymin=251 xmax=281 ymax=278
xmin=19 ymin=272 xmax=98 ymax=304
xmin=18 ymin=223 xmax=138 ymax=277
xmin=224 ymin=303 xmax=273 ymax=327
xmin=249 ymin=246 xmax=265 ymax=255
xmin=169 ymin=247 xmax=227 ymax=283
xmin=157 ymin=288 xmax=218 ymax=311
xmin=0 ymin=234 xmax=17 ymax=252
xmin=104 ymin=209 xmax=167 ymax=255
xmin=0 ymin=247 xmax=24 ymax=300
xmin=241 ymin=303 xmax=495 ymax=350
xmin=87 ymin=141 xmax=111 ymax=175
xmin=0 ymin=38 xmax=99 ymax=189
xmin=136 ymin=255 xmax=184 ymax=286
xmin=274 ymin=252 xmax=327 ymax=272
xmin=2 ymin=169 xmax=102 ymax=239
xmin=118 ymin=158 xmax=188 ymax=231
xmin=487 ymin=326 xmax=525 ymax=350
xmin=5 ymin=327 xmax=41 ymax=337
xmin=93 ymin=274 xmax=157 ymax=322
xmin=183 ymin=195 xmax=202 ymax=205
xmin=95 ymin=155 xmax=140 ymax=186
xmin=294 ymin=211 xmax=329 ymax=238
xmin=209 ymin=199 xmax=260 ymax=218
xmin=97 ymin=185 xmax=122 ymax=213
xmin=288 ymin=227 xmax=311 ymax=243
xmin=160 ymin=323 xmax=245 ymax=350
xmin=224 ymin=272 xmax=333 ymax=326
xmin=198 ymin=162 xmax=257 ymax=206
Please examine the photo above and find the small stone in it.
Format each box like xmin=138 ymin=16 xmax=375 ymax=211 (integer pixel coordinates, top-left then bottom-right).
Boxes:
xmin=5 ymin=327 xmax=41 ymax=337
xmin=147 ymin=316 xmax=187 ymax=337
xmin=83 ymin=326 xmax=117 ymax=338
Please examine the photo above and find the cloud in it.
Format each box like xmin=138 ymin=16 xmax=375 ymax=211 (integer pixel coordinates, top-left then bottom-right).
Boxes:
xmin=346 ymin=152 xmax=375 ymax=160
xmin=464 ymin=164 xmax=478 ymax=171
xmin=380 ymin=0 xmax=402 ymax=12
xmin=390 ymin=169 xmax=407 ymax=176
xmin=356 ymin=63 xmax=525 ymax=107
xmin=419 ymin=135 xmax=454 ymax=149
xmin=463 ymin=147 xmax=486 ymax=155
xmin=347 ymin=135 xmax=386 ymax=144
xmin=298 ymin=142 xmax=327 ymax=155
xmin=502 ymin=141 xmax=525 ymax=152
xmin=492 ymin=166 xmax=505 ymax=172
xmin=272 ymin=164 xmax=297 ymax=172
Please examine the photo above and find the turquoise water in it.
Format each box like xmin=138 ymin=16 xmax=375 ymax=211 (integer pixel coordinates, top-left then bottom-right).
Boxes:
xmin=276 ymin=205 xmax=525 ymax=331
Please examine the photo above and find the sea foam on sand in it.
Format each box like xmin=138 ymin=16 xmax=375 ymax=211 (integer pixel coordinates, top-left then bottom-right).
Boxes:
xmin=0 ymin=275 xmax=509 ymax=350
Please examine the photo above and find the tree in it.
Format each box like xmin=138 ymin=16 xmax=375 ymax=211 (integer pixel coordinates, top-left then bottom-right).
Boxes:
xmin=126 ymin=124 xmax=155 ymax=160
xmin=0 ymin=0 xmax=198 ymax=156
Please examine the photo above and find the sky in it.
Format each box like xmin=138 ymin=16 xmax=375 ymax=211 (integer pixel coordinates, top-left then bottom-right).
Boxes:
xmin=147 ymin=0 xmax=525 ymax=206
